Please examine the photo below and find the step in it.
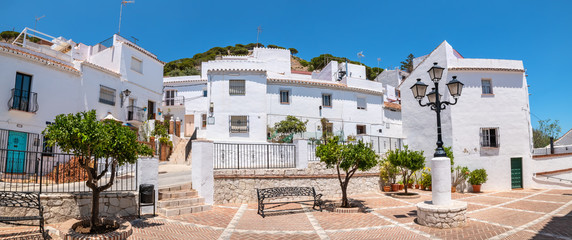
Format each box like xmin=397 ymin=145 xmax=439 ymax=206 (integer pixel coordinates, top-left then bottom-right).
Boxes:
xmin=159 ymin=190 xmax=198 ymax=200
xmin=158 ymin=204 xmax=212 ymax=217
xmin=158 ymin=182 xmax=193 ymax=193
xmin=157 ymin=197 xmax=204 ymax=208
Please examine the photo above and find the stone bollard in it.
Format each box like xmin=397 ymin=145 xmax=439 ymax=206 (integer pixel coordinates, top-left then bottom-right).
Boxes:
xmin=431 ymin=157 xmax=451 ymax=205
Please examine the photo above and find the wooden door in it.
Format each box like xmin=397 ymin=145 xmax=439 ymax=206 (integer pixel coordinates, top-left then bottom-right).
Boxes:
xmin=185 ymin=115 xmax=195 ymax=137
xmin=511 ymin=158 xmax=523 ymax=189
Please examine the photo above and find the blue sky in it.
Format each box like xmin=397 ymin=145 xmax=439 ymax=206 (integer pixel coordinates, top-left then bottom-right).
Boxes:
xmin=1 ymin=0 xmax=571 ymax=134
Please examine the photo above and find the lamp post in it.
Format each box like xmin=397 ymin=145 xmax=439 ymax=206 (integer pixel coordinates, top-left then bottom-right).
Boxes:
xmin=410 ymin=63 xmax=464 ymax=157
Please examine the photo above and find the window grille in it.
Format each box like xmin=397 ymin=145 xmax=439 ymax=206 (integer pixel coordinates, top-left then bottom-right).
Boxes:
xmin=229 ymin=80 xmax=246 ymax=95
xmin=322 ymin=94 xmax=332 ymax=107
xmin=230 ymin=115 xmax=249 ymax=133
xmin=482 ymin=79 xmax=493 ymax=94
xmin=480 ymin=127 xmax=500 ymax=147
xmin=99 ymin=85 xmax=116 ymax=105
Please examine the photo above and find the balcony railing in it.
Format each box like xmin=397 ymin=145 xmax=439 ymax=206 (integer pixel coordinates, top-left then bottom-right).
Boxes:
xmin=163 ymin=96 xmax=185 ymax=107
xmin=127 ymin=105 xmax=146 ymax=122
xmin=8 ymin=88 xmax=38 ymax=113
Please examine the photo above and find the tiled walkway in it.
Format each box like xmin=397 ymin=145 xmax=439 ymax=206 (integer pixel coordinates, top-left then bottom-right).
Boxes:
xmin=2 ymin=188 xmax=571 ymax=240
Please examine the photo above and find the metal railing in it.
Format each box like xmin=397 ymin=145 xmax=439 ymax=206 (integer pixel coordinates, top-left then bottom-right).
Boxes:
xmin=8 ymin=89 xmax=39 ymax=113
xmin=185 ymin=127 xmax=198 ymax=161
xmin=307 ymin=136 xmax=404 ymax=161
xmin=163 ymin=96 xmax=185 ymax=106
xmin=127 ymin=105 xmax=146 ymax=122
xmin=0 ymin=149 xmax=137 ymax=193
xmin=213 ymin=143 xmax=296 ymax=169
xmin=533 ymin=145 xmax=572 ymax=156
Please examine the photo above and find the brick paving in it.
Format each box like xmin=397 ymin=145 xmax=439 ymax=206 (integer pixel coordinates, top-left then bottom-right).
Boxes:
xmin=1 ymin=188 xmax=571 ymax=240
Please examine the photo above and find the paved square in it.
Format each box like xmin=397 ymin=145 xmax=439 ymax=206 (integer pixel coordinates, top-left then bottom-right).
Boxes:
xmin=1 ymin=188 xmax=571 ymax=239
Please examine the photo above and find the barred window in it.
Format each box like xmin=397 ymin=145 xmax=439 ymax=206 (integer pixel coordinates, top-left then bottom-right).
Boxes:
xmin=202 ymin=114 xmax=207 ymax=128
xmin=280 ymin=90 xmax=290 ymax=104
xmin=482 ymin=79 xmax=493 ymax=94
xmin=481 ymin=128 xmax=499 ymax=147
xmin=99 ymin=85 xmax=116 ymax=105
xmin=322 ymin=94 xmax=332 ymax=107
xmin=229 ymin=80 xmax=245 ymax=95
xmin=230 ymin=115 xmax=248 ymax=133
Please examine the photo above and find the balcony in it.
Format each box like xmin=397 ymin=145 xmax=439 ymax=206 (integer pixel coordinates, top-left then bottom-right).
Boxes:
xmin=163 ymin=96 xmax=185 ymax=107
xmin=127 ymin=105 xmax=146 ymax=122
xmin=8 ymin=88 xmax=38 ymax=113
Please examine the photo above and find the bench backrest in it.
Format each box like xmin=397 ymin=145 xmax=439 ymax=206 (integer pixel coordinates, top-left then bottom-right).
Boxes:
xmin=0 ymin=192 xmax=41 ymax=209
xmin=257 ymin=187 xmax=315 ymax=200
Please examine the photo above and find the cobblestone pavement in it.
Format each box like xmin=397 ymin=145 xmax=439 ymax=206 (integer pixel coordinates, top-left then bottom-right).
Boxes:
xmin=1 ymin=188 xmax=571 ymax=240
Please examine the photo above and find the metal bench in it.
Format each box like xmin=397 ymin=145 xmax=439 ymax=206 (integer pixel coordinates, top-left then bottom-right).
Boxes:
xmin=0 ymin=192 xmax=45 ymax=237
xmin=256 ymin=187 xmax=323 ymax=218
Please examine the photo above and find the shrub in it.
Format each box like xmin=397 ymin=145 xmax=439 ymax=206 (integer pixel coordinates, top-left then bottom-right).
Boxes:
xmin=385 ymin=146 xmax=425 ymax=193
xmin=468 ymin=168 xmax=488 ymax=185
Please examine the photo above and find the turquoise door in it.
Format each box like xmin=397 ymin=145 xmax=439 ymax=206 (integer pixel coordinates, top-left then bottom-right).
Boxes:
xmin=6 ymin=131 xmax=27 ymax=174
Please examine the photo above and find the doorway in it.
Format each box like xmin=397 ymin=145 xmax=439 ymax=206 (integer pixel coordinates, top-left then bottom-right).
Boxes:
xmin=185 ymin=115 xmax=195 ymax=137
xmin=6 ymin=131 xmax=28 ymax=174
xmin=510 ymin=157 xmax=523 ymax=189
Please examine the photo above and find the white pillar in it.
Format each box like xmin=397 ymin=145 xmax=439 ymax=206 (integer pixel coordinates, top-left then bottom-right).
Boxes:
xmin=191 ymin=140 xmax=214 ymax=204
xmin=293 ymin=139 xmax=308 ymax=169
xmin=137 ymin=157 xmax=159 ymax=213
xmin=431 ymin=157 xmax=451 ymax=205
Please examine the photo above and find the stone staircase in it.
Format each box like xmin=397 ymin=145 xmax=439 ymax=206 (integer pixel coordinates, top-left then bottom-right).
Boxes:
xmin=168 ymin=138 xmax=189 ymax=164
xmin=157 ymin=183 xmax=211 ymax=217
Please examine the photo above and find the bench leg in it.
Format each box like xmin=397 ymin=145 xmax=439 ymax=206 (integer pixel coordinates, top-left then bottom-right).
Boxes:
xmin=257 ymin=200 xmax=265 ymax=218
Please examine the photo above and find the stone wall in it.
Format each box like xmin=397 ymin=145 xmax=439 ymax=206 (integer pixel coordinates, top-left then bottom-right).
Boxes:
xmin=214 ymin=162 xmax=381 ymax=204
xmin=0 ymin=192 xmax=137 ymax=226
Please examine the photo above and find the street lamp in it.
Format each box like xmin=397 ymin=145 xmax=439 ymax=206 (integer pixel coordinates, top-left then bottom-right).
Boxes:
xmin=120 ymin=89 xmax=131 ymax=107
xmin=410 ymin=62 xmax=464 ymax=157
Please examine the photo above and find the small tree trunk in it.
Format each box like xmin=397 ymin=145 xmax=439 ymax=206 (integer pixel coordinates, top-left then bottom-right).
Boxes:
xmin=341 ymin=181 xmax=349 ymax=208
xmin=404 ymin=175 xmax=408 ymax=194
xmin=91 ymin=188 xmax=101 ymax=229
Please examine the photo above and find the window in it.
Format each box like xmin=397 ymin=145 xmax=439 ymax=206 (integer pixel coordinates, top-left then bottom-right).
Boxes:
xmin=99 ymin=85 xmax=116 ymax=105
xmin=230 ymin=116 xmax=248 ymax=133
xmin=12 ymin=73 xmax=33 ymax=112
xmin=481 ymin=128 xmax=499 ymax=147
xmin=322 ymin=94 xmax=332 ymax=107
xmin=356 ymin=125 xmax=366 ymax=135
xmin=280 ymin=90 xmax=290 ymax=104
xmin=165 ymin=90 xmax=176 ymax=106
xmin=229 ymin=80 xmax=245 ymax=95
xmin=201 ymin=114 xmax=207 ymax=128
xmin=131 ymin=57 xmax=142 ymax=73
xmin=203 ymin=89 xmax=208 ymax=97
xmin=357 ymin=97 xmax=366 ymax=110
xmin=147 ymin=101 xmax=155 ymax=120
xmin=482 ymin=79 xmax=493 ymax=94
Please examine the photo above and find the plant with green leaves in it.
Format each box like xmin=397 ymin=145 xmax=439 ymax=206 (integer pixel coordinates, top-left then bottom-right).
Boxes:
xmin=43 ymin=110 xmax=152 ymax=232
xmin=533 ymin=119 xmax=562 ymax=148
xmin=468 ymin=168 xmax=488 ymax=185
xmin=384 ymin=146 xmax=425 ymax=194
xmin=444 ymin=146 xmax=454 ymax=172
xmin=452 ymin=166 xmax=470 ymax=190
xmin=274 ymin=115 xmax=308 ymax=143
xmin=316 ymin=136 xmax=378 ymax=208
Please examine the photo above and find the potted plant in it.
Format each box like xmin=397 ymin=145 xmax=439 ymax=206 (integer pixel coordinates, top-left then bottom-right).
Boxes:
xmin=468 ymin=168 xmax=488 ymax=193
xmin=397 ymin=180 xmax=404 ymax=190
xmin=407 ymin=178 xmax=414 ymax=189
xmin=420 ymin=167 xmax=432 ymax=190
xmin=452 ymin=166 xmax=470 ymax=193
xmin=379 ymin=160 xmax=392 ymax=192
xmin=43 ymin=111 xmax=152 ymax=237
xmin=316 ymin=136 xmax=378 ymax=208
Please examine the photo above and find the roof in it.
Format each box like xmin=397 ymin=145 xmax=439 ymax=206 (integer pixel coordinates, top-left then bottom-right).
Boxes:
xmin=291 ymin=70 xmax=312 ymax=75
xmin=384 ymin=102 xmax=401 ymax=111
xmin=267 ymin=77 xmax=383 ymax=95
xmin=0 ymin=42 xmax=80 ymax=75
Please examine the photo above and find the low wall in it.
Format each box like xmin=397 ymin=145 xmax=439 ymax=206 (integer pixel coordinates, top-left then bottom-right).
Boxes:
xmin=214 ymin=162 xmax=380 ymax=204
xmin=0 ymin=192 xmax=137 ymax=226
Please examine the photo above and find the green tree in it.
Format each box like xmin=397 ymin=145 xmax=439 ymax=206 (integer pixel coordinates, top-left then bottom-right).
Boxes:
xmin=289 ymin=48 xmax=298 ymax=55
xmin=385 ymin=146 xmax=425 ymax=194
xmin=43 ymin=111 xmax=152 ymax=232
xmin=400 ymin=53 xmax=415 ymax=73
xmin=0 ymin=30 xmax=19 ymax=42
xmin=316 ymin=137 xmax=378 ymax=207
xmin=533 ymin=119 xmax=562 ymax=148
xmin=274 ymin=116 xmax=308 ymax=142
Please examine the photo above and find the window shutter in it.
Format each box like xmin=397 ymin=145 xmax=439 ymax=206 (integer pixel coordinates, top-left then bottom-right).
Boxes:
xmin=247 ymin=116 xmax=250 ymax=132
xmin=496 ymin=128 xmax=500 ymax=147
xmin=479 ymin=128 xmax=483 ymax=147
xmin=228 ymin=116 xmax=231 ymax=133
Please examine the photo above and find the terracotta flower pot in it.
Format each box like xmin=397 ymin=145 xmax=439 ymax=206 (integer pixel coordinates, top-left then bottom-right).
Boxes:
xmin=427 ymin=186 xmax=432 ymax=191
xmin=383 ymin=186 xmax=391 ymax=192
xmin=407 ymin=183 xmax=413 ymax=188
xmin=415 ymin=184 xmax=419 ymax=189
xmin=451 ymin=186 xmax=456 ymax=193
xmin=391 ymin=184 xmax=399 ymax=192
xmin=419 ymin=184 xmax=424 ymax=190
xmin=472 ymin=184 xmax=481 ymax=193
xmin=398 ymin=184 xmax=404 ymax=190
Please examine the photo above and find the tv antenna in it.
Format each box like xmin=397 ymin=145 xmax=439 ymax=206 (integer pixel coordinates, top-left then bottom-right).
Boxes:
xmin=118 ymin=0 xmax=135 ymax=35
xmin=256 ymin=26 xmax=262 ymax=47
xmin=357 ymin=51 xmax=365 ymax=65
xmin=34 ymin=15 xmax=45 ymax=30
xmin=131 ymin=36 xmax=139 ymax=44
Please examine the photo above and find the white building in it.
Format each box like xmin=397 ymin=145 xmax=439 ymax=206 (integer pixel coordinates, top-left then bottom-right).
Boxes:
xmin=163 ymin=47 xmax=403 ymax=152
xmin=399 ymin=41 xmax=533 ymax=191
xmin=0 ymin=28 xmax=164 ymax=156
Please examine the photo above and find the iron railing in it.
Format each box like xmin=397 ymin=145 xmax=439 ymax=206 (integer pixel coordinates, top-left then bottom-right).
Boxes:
xmin=185 ymin=127 xmax=198 ymax=161
xmin=127 ymin=105 xmax=146 ymax=122
xmin=213 ymin=143 xmax=296 ymax=169
xmin=307 ymin=136 xmax=404 ymax=161
xmin=0 ymin=149 xmax=137 ymax=193
xmin=163 ymin=96 xmax=185 ymax=107
xmin=8 ymin=89 xmax=39 ymax=113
